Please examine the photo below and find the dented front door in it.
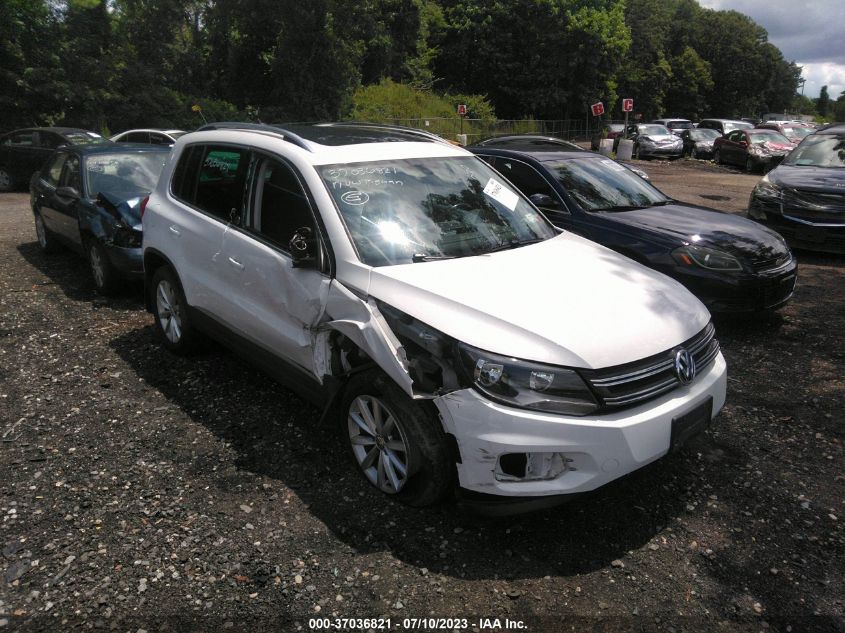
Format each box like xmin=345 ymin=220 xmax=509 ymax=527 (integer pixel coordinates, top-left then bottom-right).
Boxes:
xmin=219 ymin=227 xmax=331 ymax=375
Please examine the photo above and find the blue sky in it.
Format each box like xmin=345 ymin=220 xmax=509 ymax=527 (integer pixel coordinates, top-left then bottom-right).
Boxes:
xmin=698 ymin=0 xmax=845 ymax=100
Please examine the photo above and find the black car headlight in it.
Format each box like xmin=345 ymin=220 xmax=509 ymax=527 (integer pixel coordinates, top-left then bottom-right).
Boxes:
xmin=639 ymin=137 xmax=656 ymax=146
xmin=459 ymin=344 xmax=598 ymax=416
xmin=752 ymin=174 xmax=783 ymax=201
xmin=672 ymin=244 xmax=742 ymax=271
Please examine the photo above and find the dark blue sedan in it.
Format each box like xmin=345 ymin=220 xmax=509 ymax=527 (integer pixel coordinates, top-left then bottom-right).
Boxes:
xmin=470 ymin=144 xmax=797 ymax=313
xmin=30 ymin=143 xmax=170 ymax=294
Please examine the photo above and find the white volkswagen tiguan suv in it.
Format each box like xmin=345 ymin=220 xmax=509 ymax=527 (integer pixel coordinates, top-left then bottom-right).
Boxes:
xmin=142 ymin=122 xmax=727 ymax=511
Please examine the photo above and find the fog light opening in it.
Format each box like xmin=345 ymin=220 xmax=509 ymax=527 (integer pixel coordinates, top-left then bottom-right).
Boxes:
xmin=495 ymin=452 xmax=571 ymax=482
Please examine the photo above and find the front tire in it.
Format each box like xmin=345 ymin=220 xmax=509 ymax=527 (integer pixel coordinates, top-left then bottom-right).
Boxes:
xmin=151 ymin=266 xmax=200 ymax=354
xmin=341 ymin=370 xmax=453 ymax=507
xmin=34 ymin=210 xmax=58 ymax=253
xmin=87 ymin=240 xmax=118 ymax=295
xmin=745 ymin=157 xmax=756 ymax=173
xmin=714 ymin=149 xmax=722 ymax=165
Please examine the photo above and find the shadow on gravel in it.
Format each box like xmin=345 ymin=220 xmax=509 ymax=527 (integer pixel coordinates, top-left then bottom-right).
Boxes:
xmin=17 ymin=240 xmax=144 ymax=308
xmin=110 ymin=324 xmax=714 ymax=582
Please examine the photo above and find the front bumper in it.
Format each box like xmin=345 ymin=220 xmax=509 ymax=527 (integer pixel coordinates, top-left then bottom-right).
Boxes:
xmin=434 ymin=353 xmax=726 ymax=498
xmin=748 ymin=201 xmax=845 ymax=254
xmin=639 ymin=144 xmax=683 ymax=158
xmin=666 ymin=258 xmax=797 ymax=313
xmin=104 ymin=244 xmax=144 ymax=279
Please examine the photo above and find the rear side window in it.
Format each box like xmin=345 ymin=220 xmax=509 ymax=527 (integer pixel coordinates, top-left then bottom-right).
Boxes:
xmin=44 ymin=154 xmax=68 ymax=186
xmin=171 ymin=144 xmax=251 ymax=223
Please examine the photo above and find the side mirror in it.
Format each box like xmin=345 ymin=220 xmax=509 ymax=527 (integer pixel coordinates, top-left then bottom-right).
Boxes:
xmin=289 ymin=226 xmax=317 ymax=268
xmin=56 ymin=186 xmax=80 ymax=200
xmin=529 ymin=193 xmax=560 ymax=209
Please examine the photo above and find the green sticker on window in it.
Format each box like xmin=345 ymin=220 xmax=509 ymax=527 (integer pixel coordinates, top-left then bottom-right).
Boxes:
xmin=200 ymin=150 xmax=241 ymax=182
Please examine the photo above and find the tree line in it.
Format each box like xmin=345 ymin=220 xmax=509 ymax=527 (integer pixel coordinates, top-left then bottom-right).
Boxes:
xmin=1 ymin=0 xmax=837 ymax=135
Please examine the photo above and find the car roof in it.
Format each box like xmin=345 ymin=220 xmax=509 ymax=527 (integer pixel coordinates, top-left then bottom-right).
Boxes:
xmin=470 ymin=146 xmax=602 ymax=163
xmin=62 ymin=142 xmax=170 ymax=155
xmin=2 ymin=126 xmax=100 ymax=137
xmin=816 ymin=123 xmax=845 ymax=134
xmin=114 ymin=128 xmax=186 ymax=135
xmin=473 ymin=135 xmax=585 ymax=151
xmin=653 ymin=118 xmax=691 ymax=123
xmin=189 ymin=122 xmax=467 ymax=164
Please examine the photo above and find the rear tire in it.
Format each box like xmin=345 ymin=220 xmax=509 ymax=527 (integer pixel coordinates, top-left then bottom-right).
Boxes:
xmin=151 ymin=266 xmax=200 ymax=355
xmin=87 ymin=239 xmax=118 ymax=295
xmin=0 ymin=168 xmax=14 ymax=192
xmin=713 ymin=149 xmax=722 ymax=165
xmin=340 ymin=370 xmax=454 ymax=507
xmin=745 ymin=157 xmax=756 ymax=173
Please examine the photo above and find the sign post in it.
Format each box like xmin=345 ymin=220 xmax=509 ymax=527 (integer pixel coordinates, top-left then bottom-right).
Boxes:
xmin=457 ymin=103 xmax=467 ymax=137
xmin=590 ymin=102 xmax=605 ymax=141
xmin=622 ymin=98 xmax=633 ymax=139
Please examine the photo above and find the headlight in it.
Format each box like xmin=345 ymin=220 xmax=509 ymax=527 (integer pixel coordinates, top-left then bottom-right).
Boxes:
xmin=458 ymin=344 xmax=598 ymax=416
xmin=639 ymin=137 xmax=656 ymax=146
xmin=749 ymin=145 xmax=769 ymax=156
xmin=752 ymin=174 xmax=783 ymax=200
xmin=695 ymin=142 xmax=710 ymax=150
xmin=672 ymin=244 xmax=742 ymax=272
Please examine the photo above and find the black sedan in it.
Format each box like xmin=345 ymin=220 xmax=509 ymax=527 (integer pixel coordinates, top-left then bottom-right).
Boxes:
xmin=0 ymin=127 xmax=107 ymax=192
xmin=469 ymin=144 xmax=797 ymax=313
xmin=679 ymin=128 xmax=721 ymax=158
xmin=31 ymin=143 xmax=170 ymax=294
xmin=748 ymin=123 xmax=845 ymax=254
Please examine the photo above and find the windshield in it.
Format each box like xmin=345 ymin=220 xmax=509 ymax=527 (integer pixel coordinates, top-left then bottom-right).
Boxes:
xmin=724 ymin=121 xmax=753 ymax=133
xmin=748 ymin=131 xmax=791 ymax=145
xmin=782 ymin=134 xmax=845 ymax=168
xmin=639 ymin=125 xmax=671 ymax=136
xmin=169 ymin=131 xmax=187 ymax=139
xmin=84 ymin=152 xmax=169 ymax=197
xmin=691 ymin=129 xmax=720 ymax=141
xmin=544 ymin=157 xmax=668 ymax=211
xmin=781 ymin=126 xmax=812 ymax=139
xmin=64 ymin=132 xmax=106 ymax=145
xmin=319 ymin=156 xmax=556 ymax=267
xmin=667 ymin=121 xmax=693 ymax=130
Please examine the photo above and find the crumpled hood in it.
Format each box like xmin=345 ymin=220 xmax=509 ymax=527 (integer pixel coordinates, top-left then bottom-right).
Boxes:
xmin=365 ymin=233 xmax=709 ymax=369
xmin=769 ymin=165 xmax=845 ymax=194
xmin=642 ymin=134 xmax=680 ymax=144
xmin=96 ymin=191 xmax=147 ymax=230
xmin=604 ymin=203 xmax=790 ymax=264
xmin=754 ymin=141 xmax=795 ymax=154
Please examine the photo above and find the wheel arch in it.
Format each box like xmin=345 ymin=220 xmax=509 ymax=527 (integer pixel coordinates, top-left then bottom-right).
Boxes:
xmin=143 ymin=248 xmax=180 ymax=312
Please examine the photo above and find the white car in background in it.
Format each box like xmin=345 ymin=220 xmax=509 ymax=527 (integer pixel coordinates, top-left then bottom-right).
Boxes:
xmin=110 ymin=128 xmax=187 ymax=146
xmin=141 ymin=122 xmax=727 ymax=511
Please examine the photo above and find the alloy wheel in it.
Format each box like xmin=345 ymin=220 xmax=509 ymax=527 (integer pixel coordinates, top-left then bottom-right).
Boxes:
xmin=156 ymin=279 xmax=183 ymax=344
xmin=89 ymin=244 xmax=106 ymax=289
xmin=347 ymin=395 xmax=410 ymax=494
xmin=35 ymin=214 xmax=47 ymax=249
xmin=0 ymin=169 xmax=12 ymax=192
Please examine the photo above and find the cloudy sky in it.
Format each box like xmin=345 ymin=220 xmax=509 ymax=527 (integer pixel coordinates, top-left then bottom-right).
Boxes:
xmin=698 ymin=0 xmax=845 ymax=100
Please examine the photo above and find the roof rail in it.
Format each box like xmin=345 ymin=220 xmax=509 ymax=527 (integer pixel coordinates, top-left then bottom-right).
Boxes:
xmin=196 ymin=122 xmax=312 ymax=152
xmin=317 ymin=121 xmax=449 ymax=144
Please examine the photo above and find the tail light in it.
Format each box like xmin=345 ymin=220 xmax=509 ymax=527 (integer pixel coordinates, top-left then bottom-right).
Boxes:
xmin=140 ymin=195 xmax=150 ymax=217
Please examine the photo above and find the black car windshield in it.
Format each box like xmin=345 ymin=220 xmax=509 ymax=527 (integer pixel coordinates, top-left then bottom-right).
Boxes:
xmin=84 ymin=152 xmax=169 ymax=197
xmin=781 ymin=126 xmax=812 ymax=139
xmin=319 ymin=156 xmax=556 ymax=266
xmin=782 ymin=134 xmax=845 ymax=168
xmin=544 ymin=156 xmax=669 ymax=211
xmin=667 ymin=121 xmax=693 ymax=130
xmin=723 ymin=121 xmax=753 ymax=133
xmin=691 ymin=129 xmax=720 ymax=141
xmin=63 ymin=132 xmax=107 ymax=145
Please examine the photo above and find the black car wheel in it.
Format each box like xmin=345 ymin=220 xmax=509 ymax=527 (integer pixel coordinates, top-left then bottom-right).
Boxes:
xmin=87 ymin=240 xmax=118 ymax=295
xmin=690 ymin=147 xmax=698 ymax=159
xmin=713 ymin=149 xmax=722 ymax=165
xmin=633 ymin=144 xmax=640 ymax=159
xmin=33 ymin=210 xmax=58 ymax=253
xmin=745 ymin=157 xmax=757 ymax=173
xmin=341 ymin=370 xmax=453 ymax=507
xmin=151 ymin=266 xmax=200 ymax=354
xmin=0 ymin=168 xmax=15 ymax=192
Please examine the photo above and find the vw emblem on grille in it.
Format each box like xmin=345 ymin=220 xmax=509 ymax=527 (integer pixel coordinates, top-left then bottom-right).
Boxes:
xmin=674 ymin=349 xmax=696 ymax=385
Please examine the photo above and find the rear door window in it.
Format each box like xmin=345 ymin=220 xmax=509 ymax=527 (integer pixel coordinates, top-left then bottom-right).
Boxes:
xmin=175 ymin=145 xmax=251 ymax=223
xmin=44 ymin=154 xmax=68 ymax=187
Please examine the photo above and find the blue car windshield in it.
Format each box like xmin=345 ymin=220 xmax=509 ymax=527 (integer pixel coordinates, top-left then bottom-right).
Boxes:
xmin=319 ymin=156 xmax=556 ymax=266
xmin=544 ymin=156 xmax=669 ymax=211
xmin=84 ymin=152 xmax=169 ymax=198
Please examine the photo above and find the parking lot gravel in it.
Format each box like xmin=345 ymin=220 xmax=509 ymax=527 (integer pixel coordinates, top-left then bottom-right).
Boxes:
xmin=1 ymin=159 xmax=843 ymax=632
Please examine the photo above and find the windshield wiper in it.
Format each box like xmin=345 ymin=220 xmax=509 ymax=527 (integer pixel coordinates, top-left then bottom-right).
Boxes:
xmin=483 ymin=237 xmax=546 ymax=253
xmin=411 ymin=253 xmax=457 ymax=263
xmin=593 ymin=205 xmax=647 ymax=212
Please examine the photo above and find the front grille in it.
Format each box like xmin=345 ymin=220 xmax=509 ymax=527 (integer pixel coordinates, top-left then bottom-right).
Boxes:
xmin=783 ymin=189 xmax=845 ymax=225
xmin=582 ymin=323 xmax=719 ymax=409
xmin=750 ymin=252 xmax=791 ymax=271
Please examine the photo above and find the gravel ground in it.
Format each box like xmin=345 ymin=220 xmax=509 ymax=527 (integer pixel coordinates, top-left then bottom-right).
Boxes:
xmin=1 ymin=159 xmax=843 ymax=633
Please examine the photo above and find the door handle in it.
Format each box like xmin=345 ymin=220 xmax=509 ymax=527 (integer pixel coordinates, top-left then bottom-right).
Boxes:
xmin=228 ymin=257 xmax=245 ymax=271
xmin=168 ymin=225 xmax=181 ymax=237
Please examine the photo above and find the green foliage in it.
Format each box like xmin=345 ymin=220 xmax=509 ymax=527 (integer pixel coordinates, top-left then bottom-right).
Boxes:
xmin=817 ymin=86 xmax=830 ymax=117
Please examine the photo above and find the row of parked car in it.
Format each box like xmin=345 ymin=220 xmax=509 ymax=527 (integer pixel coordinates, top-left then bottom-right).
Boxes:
xmin=5 ymin=120 xmax=844 ymax=512
xmin=598 ymin=117 xmax=818 ymax=174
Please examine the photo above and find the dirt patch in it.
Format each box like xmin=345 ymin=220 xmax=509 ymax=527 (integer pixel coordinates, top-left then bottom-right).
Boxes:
xmin=1 ymin=177 xmax=843 ymax=633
